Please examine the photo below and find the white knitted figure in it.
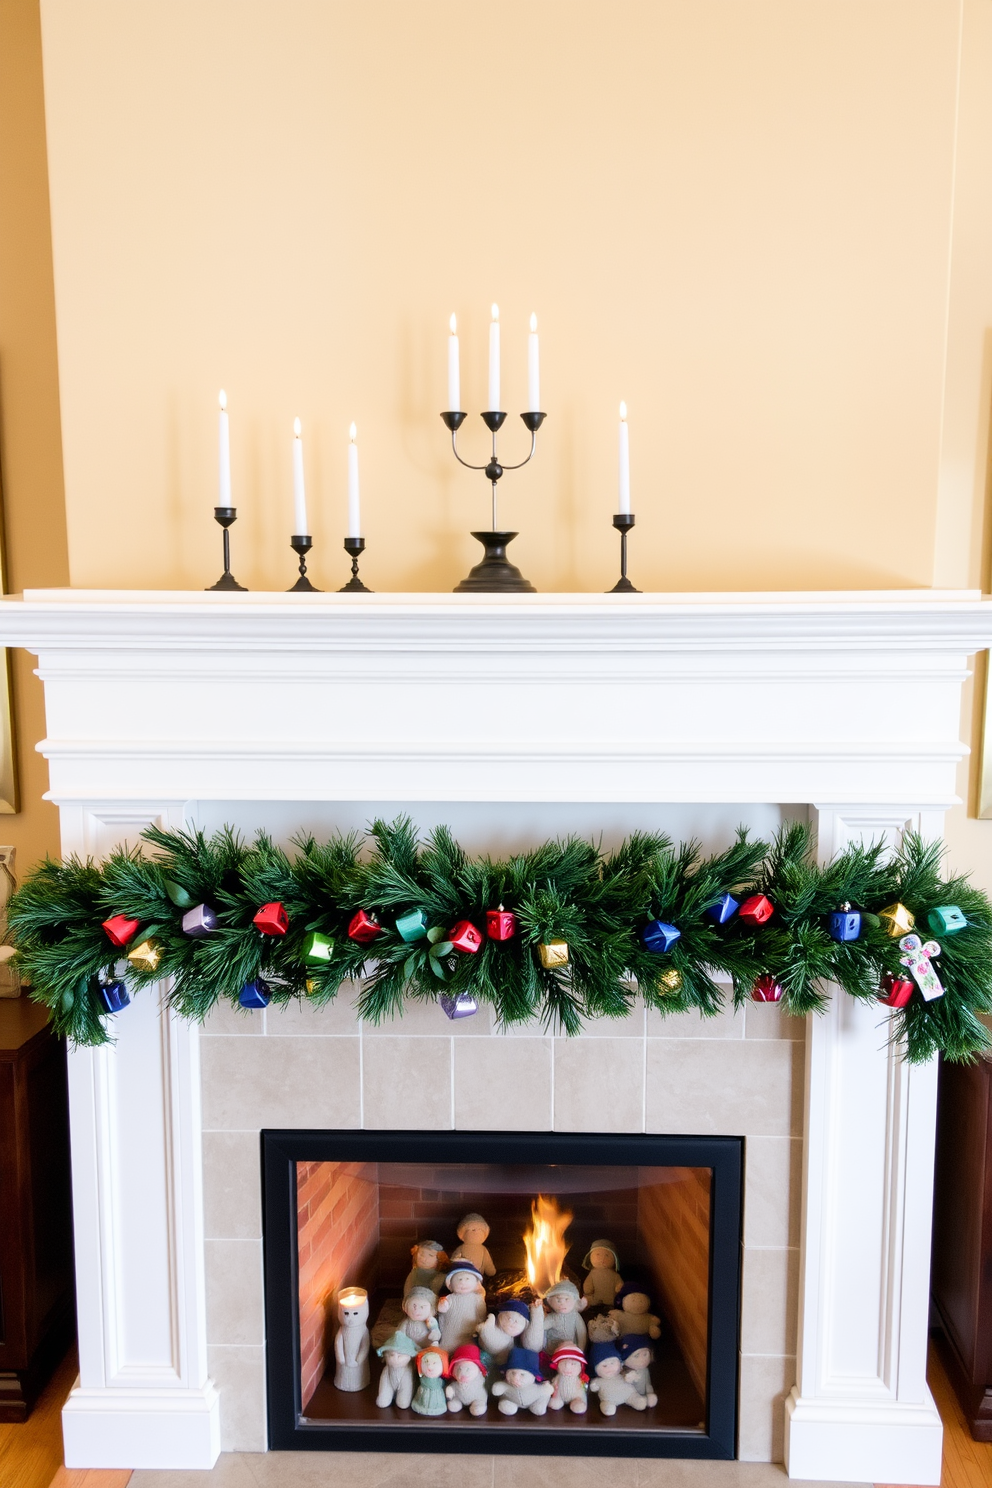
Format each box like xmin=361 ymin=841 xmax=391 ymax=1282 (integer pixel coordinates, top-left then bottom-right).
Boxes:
xmin=621 ymin=1339 xmax=658 ymax=1407
xmin=542 ymin=1280 xmax=588 ymax=1350
xmin=548 ymin=1344 xmax=588 ymax=1414
xmin=333 ymin=1289 xmax=371 ymax=1392
xmin=490 ymin=1347 xmax=554 ymax=1416
xmin=437 ymin=1263 xmax=487 ymax=1353
xmin=582 ymin=1240 xmax=623 ymax=1307
xmin=588 ymin=1343 xmax=648 ymax=1416
xmin=403 ymin=1239 xmax=447 ymax=1297
xmin=375 ymin=1331 xmax=418 ymax=1408
xmin=608 ymin=1285 xmax=661 ymax=1339
xmin=445 ymin=1344 xmax=488 ymax=1416
xmin=398 ymin=1286 xmax=441 ymax=1348
xmin=449 ymin=1212 xmax=496 ymax=1277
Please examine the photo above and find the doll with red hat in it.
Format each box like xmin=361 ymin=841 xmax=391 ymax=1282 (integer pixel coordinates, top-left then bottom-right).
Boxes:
xmin=411 ymin=1347 xmax=449 ymax=1416
xmin=548 ymin=1343 xmax=589 ymax=1414
xmin=445 ymin=1343 xmax=488 ymax=1416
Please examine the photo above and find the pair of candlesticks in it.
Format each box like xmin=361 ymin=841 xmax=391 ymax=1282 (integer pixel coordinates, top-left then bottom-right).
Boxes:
xmin=207 ymin=513 xmax=369 ymax=594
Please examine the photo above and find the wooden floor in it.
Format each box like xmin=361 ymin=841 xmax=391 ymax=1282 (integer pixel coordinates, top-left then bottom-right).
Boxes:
xmin=0 ymin=1337 xmax=988 ymax=1487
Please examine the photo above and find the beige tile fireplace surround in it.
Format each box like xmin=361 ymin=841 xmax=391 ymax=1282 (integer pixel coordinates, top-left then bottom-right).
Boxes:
xmin=2 ymin=587 xmax=989 ymax=1486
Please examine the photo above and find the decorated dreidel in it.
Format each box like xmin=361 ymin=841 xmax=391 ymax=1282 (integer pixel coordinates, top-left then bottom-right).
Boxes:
xmin=878 ymin=972 xmax=914 ymax=1008
xmin=641 ymin=919 xmax=681 ymax=953
xmin=398 ymin=1286 xmax=441 ymax=1349
xmin=878 ymin=902 xmax=915 ymax=938
xmin=620 ymin=1334 xmax=658 ymax=1407
xmin=449 ymin=919 xmax=483 ymax=954
xmin=538 ymin=939 xmax=569 ymax=969
xmin=396 ymin=908 xmax=429 ymax=943
xmin=542 ymin=1279 xmax=588 ymax=1351
xmin=898 ymin=933 xmax=944 ymax=1002
xmin=347 ymin=909 xmax=381 ymax=945
xmin=486 ymin=906 xmax=517 ymax=941
xmin=445 ymin=1343 xmax=489 ymax=1415
xmin=302 ymin=929 xmax=334 ymax=962
xmin=127 ymin=937 xmax=162 ymax=972
xmin=707 ymin=892 xmax=739 ymax=924
xmin=450 ymin=1212 xmax=495 ymax=1276
xmin=750 ymin=974 xmax=783 ymax=1003
xmin=928 ymin=905 xmax=967 ymax=935
xmin=238 ymin=977 xmax=270 ymax=1009
xmin=609 ymin=1283 xmax=662 ymax=1339
xmin=437 ymin=1262 xmax=487 ymax=1353
xmin=440 ymin=992 xmax=477 ymax=1020
xmin=333 ymin=1286 xmax=371 ymax=1392
xmin=375 ymin=1330 xmax=418 ymax=1409
xmin=548 ymin=1343 xmax=589 ymax=1414
xmin=828 ymin=902 xmax=861 ymax=942
xmin=582 ymin=1238 xmax=622 ymax=1307
xmin=491 ymin=1346 xmax=554 ymax=1416
xmin=411 ymin=1347 xmax=449 ymax=1416
xmin=253 ymin=901 xmax=288 ymax=936
xmin=97 ymin=975 xmax=130 ymax=1014
xmin=738 ymin=894 xmax=774 ymax=926
xmin=102 ymin=913 xmax=140 ymax=947
xmin=587 ymin=1341 xmax=648 ymax=1415
xmin=404 ymin=1238 xmax=447 ymax=1296
xmin=182 ymin=903 xmax=217 ymax=938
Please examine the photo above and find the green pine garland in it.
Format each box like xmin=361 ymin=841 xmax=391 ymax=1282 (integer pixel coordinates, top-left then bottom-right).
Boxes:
xmin=7 ymin=818 xmax=992 ymax=1064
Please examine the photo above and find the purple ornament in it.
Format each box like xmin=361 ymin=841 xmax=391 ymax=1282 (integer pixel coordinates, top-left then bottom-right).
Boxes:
xmin=238 ymin=978 xmax=271 ymax=1009
xmin=440 ymin=992 xmax=477 ymax=1020
xmin=182 ymin=903 xmax=218 ymax=938
xmin=641 ymin=920 xmax=681 ymax=953
xmin=99 ymin=980 xmax=131 ymax=1014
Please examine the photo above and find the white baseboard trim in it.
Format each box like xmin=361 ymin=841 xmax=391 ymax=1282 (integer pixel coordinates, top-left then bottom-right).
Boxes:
xmin=784 ymin=1387 xmax=943 ymax=1484
xmin=62 ymin=1382 xmax=221 ymax=1469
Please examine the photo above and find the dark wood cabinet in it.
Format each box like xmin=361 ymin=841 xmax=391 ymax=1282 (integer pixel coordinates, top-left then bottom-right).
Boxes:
xmin=931 ymin=1051 xmax=992 ymax=1441
xmin=0 ymin=998 xmax=75 ymax=1421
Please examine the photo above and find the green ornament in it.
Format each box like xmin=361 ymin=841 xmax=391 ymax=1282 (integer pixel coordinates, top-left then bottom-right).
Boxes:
xmin=302 ymin=930 xmax=334 ymax=962
xmin=927 ymin=905 xmax=967 ymax=935
xmin=164 ymin=879 xmax=195 ymax=909
xmin=396 ymin=908 xmax=429 ymax=943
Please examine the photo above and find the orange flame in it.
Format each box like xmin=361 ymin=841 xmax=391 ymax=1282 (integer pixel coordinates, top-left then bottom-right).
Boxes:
xmin=523 ymin=1194 xmax=572 ymax=1296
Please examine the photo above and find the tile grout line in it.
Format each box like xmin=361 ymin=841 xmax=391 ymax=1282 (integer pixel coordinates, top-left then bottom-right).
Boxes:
xmin=450 ymin=1033 xmax=455 ymax=1128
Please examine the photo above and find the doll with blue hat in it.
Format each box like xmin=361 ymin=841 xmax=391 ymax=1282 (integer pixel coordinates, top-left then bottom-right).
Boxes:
xmin=542 ymin=1278 xmax=588 ymax=1350
xmin=582 ymin=1238 xmax=623 ymax=1306
xmin=477 ymin=1296 xmax=545 ymax=1367
xmin=437 ymin=1260 xmax=487 ymax=1353
xmin=609 ymin=1281 xmax=661 ymax=1339
xmin=588 ymin=1339 xmax=648 ymax=1416
xmin=375 ymin=1330 xmax=419 ymax=1408
xmin=620 ymin=1334 xmax=658 ymax=1406
xmin=491 ymin=1346 xmax=554 ymax=1416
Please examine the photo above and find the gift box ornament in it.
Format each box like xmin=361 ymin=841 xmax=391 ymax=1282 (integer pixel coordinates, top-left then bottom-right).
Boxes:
xmin=927 ymin=904 xmax=966 ymax=936
xmin=302 ymin=930 xmax=334 ymax=962
xmin=347 ymin=909 xmax=381 ymax=945
xmin=396 ymin=908 xmax=429 ymax=943
xmin=440 ymin=991 xmax=478 ymax=1020
xmin=738 ymin=895 xmax=774 ymax=926
xmin=751 ymin=974 xmax=783 ymax=1003
xmin=657 ymin=968 xmax=682 ymax=994
xmin=102 ymin=913 xmax=140 ymax=947
xmin=127 ymin=937 xmax=162 ymax=972
xmin=98 ymin=979 xmax=131 ymax=1014
xmin=538 ymin=940 xmax=569 ymax=969
xmin=878 ymin=902 xmax=915 ymax=938
xmin=878 ymin=973 xmax=914 ymax=1008
xmin=898 ymin=933 xmax=944 ymax=1002
xmin=828 ymin=904 xmax=861 ymax=942
xmin=641 ymin=920 xmax=681 ymax=953
xmin=253 ymin=901 xmax=289 ymax=936
xmin=449 ymin=920 xmax=483 ymax=954
xmin=706 ymin=893 xmax=739 ymax=924
xmin=238 ymin=977 xmax=271 ymax=1009
xmin=182 ymin=903 xmax=217 ymax=938
xmin=486 ymin=907 xmax=517 ymax=941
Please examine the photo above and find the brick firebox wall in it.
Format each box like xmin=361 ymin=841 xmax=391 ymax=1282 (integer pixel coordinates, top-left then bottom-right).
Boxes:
xmin=638 ymin=1167 xmax=711 ymax=1400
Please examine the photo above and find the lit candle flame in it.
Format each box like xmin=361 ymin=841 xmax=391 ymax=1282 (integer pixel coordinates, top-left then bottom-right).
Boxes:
xmin=450 ymin=313 xmax=457 ymax=334
xmin=491 ymin=303 xmax=499 ymax=321
xmin=523 ymin=1194 xmax=572 ymax=1297
xmin=338 ymin=1286 xmax=367 ymax=1307
xmin=349 ymin=421 xmax=357 ymax=442
xmin=219 ymin=389 xmax=227 ymax=411
xmin=293 ymin=417 xmax=302 ymax=437
xmin=620 ymin=401 xmax=627 ymax=421
xmin=530 ymin=312 xmax=537 ymax=332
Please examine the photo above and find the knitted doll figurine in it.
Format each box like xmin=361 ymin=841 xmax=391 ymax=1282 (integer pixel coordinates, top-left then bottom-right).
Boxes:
xmin=548 ymin=1343 xmax=589 ymax=1414
xmin=609 ymin=1283 xmax=662 ymax=1340
xmin=542 ymin=1279 xmax=588 ymax=1350
xmin=399 ymin=1286 xmax=441 ymax=1348
xmin=587 ymin=1340 xmax=648 ymax=1416
xmin=586 ymin=1312 xmax=621 ymax=1344
xmin=437 ymin=1262 xmax=487 ymax=1353
xmin=582 ymin=1239 xmax=622 ymax=1306
xmin=476 ymin=1298 xmax=545 ymax=1368
xmin=333 ymin=1289 xmax=371 ymax=1391
xmin=620 ymin=1335 xmax=658 ymax=1407
xmin=445 ymin=1343 xmax=489 ymax=1416
xmin=375 ymin=1331 xmax=419 ymax=1408
xmin=490 ymin=1346 xmax=555 ymax=1416
xmin=404 ymin=1239 xmax=448 ymax=1297
xmin=411 ymin=1347 xmax=449 ymax=1416
xmin=449 ymin=1212 xmax=496 ymax=1278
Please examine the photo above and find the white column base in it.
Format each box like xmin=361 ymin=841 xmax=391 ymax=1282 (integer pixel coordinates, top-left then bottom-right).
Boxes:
xmin=62 ymin=1381 xmax=221 ymax=1469
xmin=785 ymin=1387 xmax=943 ymax=1484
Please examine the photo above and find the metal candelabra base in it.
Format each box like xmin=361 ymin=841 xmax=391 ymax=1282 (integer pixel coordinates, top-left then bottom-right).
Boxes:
xmin=608 ymin=513 xmax=640 ymax=593
xmin=207 ymin=508 xmax=247 ymax=591
xmin=339 ymin=537 xmax=372 ymax=592
xmin=288 ymin=535 xmax=320 ymax=592
xmin=454 ymin=531 xmax=536 ymax=593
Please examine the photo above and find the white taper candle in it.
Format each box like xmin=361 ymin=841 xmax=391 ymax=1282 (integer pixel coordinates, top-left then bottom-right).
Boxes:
xmin=292 ymin=417 xmax=307 ymax=535
xmin=488 ymin=303 xmax=500 ymax=411
xmin=448 ymin=313 xmax=461 ymax=411
xmin=218 ymin=390 xmax=232 ymax=506
xmin=527 ymin=313 xmax=540 ymax=412
xmin=348 ymin=422 xmax=360 ymax=538
xmin=618 ymin=402 xmax=630 ymax=515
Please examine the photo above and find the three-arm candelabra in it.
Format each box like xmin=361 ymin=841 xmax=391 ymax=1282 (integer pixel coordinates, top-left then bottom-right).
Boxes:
xmin=440 ymin=409 xmax=546 ymax=592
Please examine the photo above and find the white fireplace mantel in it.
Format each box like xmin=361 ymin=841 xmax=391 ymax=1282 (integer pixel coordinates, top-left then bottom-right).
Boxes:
xmin=3 ymin=586 xmax=991 ymax=1482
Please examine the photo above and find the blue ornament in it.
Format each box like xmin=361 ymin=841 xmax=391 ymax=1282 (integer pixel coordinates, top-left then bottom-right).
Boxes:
xmin=99 ymin=980 xmax=131 ymax=1014
xmin=706 ymin=893 xmax=739 ymax=924
xmin=396 ymin=908 xmax=430 ymax=943
xmin=828 ymin=908 xmax=861 ymax=942
xmin=642 ymin=920 xmax=681 ymax=953
xmin=238 ymin=978 xmax=271 ymax=1009
xmin=928 ymin=905 xmax=967 ymax=935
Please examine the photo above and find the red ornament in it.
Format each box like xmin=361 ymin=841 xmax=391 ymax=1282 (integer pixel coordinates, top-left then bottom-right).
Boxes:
xmin=347 ymin=909 xmax=381 ymax=945
xmin=486 ymin=908 xmax=517 ymax=941
xmin=878 ymin=974 xmax=914 ymax=1009
xmin=253 ymin=901 xmax=289 ymax=936
xmin=751 ymin=974 xmax=783 ymax=1003
xmin=738 ymin=894 xmax=775 ymax=926
xmin=102 ymin=914 xmax=140 ymax=947
xmin=449 ymin=920 xmax=483 ymax=954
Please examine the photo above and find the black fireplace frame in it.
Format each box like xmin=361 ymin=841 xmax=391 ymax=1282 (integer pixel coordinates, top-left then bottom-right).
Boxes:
xmin=262 ymin=1128 xmax=743 ymax=1458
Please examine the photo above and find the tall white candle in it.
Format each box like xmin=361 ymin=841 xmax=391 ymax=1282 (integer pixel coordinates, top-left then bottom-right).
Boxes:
xmin=527 ymin=313 xmax=540 ymax=412
xmin=618 ymin=402 xmax=631 ymax=515
xmin=448 ymin=313 xmax=461 ymax=411
xmin=488 ymin=303 xmax=500 ymax=411
xmin=348 ymin=422 xmax=360 ymax=538
xmin=218 ymin=390 xmax=232 ymax=507
xmin=292 ymin=417 xmax=308 ymax=535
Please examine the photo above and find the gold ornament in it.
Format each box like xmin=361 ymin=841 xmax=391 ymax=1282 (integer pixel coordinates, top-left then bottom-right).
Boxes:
xmin=657 ymin=968 xmax=682 ymax=994
xmin=878 ymin=903 xmax=915 ymax=938
xmin=305 ymin=978 xmax=316 ymax=995
xmin=538 ymin=940 xmax=569 ymax=969
xmin=126 ymin=937 xmax=162 ymax=972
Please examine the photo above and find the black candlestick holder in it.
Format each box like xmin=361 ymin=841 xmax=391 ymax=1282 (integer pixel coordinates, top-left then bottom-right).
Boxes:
xmin=207 ymin=507 xmax=247 ymax=591
xmin=441 ymin=409 xmax=546 ymax=592
xmin=609 ymin=513 xmax=640 ymax=593
xmin=339 ymin=536 xmax=371 ymax=592
xmin=287 ymin=535 xmax=320 ymax=592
